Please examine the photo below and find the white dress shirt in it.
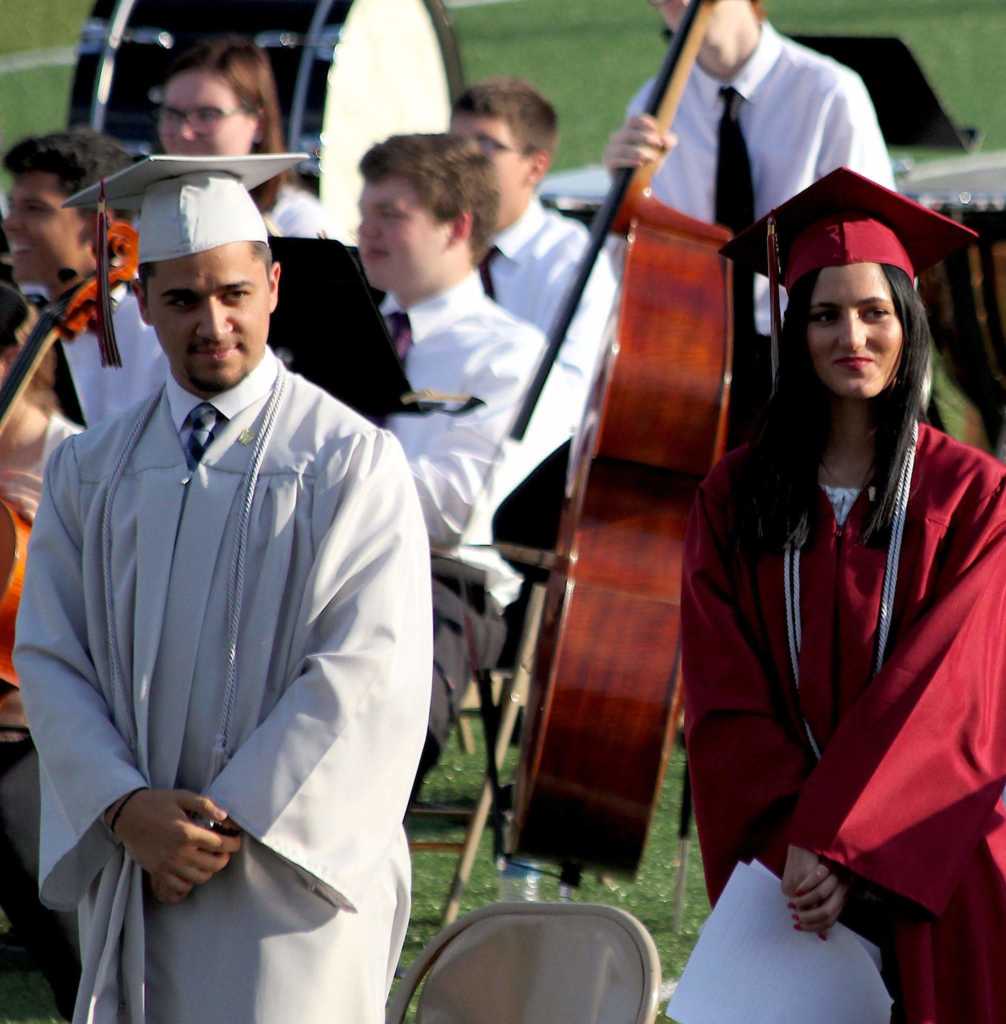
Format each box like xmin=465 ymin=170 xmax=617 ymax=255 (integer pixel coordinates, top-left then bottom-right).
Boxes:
xmin=488 ymin=198 xmax=618 ymax=424
xmin=165 ymin=347 xmax=279 ymax=455
xmin=628 ymin=21 xmax=894 ymax=333
xmin=60 ymin=287 xmax=168 ymax=426
xmin=383 ymin=273 xmax=559 ymax=606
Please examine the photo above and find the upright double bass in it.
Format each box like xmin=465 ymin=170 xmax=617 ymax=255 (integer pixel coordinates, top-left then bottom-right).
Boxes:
xmin=512 ymin=0 xmax=734 ymax=876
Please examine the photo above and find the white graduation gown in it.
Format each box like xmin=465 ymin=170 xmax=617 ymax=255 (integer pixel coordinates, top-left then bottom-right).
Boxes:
xmin=14 ymin=370 xmax=432 ymax=1024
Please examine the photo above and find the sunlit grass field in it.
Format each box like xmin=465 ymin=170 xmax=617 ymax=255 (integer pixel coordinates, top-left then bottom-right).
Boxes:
xmin=0 ymin=1 xmax=1004 ymax=1020
xmin=1 ymin=1 xmax=1005 ymax=172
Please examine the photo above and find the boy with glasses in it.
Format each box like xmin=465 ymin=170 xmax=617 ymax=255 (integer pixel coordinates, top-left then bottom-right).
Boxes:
xmin=450 ymin=78 xmax=617 ymax=432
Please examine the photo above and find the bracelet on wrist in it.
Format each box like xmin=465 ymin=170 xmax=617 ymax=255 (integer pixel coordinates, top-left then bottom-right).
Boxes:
xmin=109 ymin=787 xmax=146 ymax=835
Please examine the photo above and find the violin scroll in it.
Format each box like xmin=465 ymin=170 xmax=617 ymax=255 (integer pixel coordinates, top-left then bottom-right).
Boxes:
xmin=56 ymin=221 xmax=139 ymax=341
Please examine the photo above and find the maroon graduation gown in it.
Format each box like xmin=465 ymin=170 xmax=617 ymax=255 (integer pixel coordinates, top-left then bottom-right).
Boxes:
xmin=682 ymin=423 xmax=1006 ymax=1022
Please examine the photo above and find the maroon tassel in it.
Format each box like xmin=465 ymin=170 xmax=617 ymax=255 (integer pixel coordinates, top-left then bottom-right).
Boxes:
xmin=94 ymin=180 xmax=123 ymax=369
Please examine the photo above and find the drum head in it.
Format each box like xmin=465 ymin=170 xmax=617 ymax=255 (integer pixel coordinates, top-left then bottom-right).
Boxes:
xmin=319 ymin=0 xmax=456 ymax=239
xmin=899 ymin=152 xmax=1006 ymax=212
xmin=897 ymin=153 xmax=1006 ymax=452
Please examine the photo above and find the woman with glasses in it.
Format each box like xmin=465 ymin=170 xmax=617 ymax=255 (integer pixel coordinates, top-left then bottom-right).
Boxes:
xmin=157 ymin=35 xmax=342 ymax=240
xmin=682 ymin=168 xmax=1006 ymax=1021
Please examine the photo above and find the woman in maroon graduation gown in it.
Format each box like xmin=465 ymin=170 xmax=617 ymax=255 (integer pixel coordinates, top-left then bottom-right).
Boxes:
xmin=682 ymin=167 xmax=1006 ymax=1022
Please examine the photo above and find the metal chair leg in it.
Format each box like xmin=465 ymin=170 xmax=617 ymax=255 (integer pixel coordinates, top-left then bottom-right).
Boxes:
xmin=671 ymin=752 xmax=692 ymax=933
xmin=440 ymin=584 xmax=545 ymax=925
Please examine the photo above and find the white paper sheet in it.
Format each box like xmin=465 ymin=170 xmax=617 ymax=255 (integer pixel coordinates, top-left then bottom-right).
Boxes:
xmin=667 ymin=861 xmax=892 ymax=1024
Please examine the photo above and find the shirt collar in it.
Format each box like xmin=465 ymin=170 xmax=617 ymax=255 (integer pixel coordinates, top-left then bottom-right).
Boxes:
xmin=493 ymin=197 xmax=547 ymax=262
xmin=731 ymin=21 xmax=782 ymax=99
xmin=380 ymin=272 xmax=485 ymax=343
xmin=165 ymin=346 xmax=279 ymax=433
xmin=693 ymin=20 xmax=783 ymax=104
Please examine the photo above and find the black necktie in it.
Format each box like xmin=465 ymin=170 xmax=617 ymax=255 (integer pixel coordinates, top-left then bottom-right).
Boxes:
xmin=716 ymin=86 xmax=755 ymax=343
xmin=478 ymin=245 xmax=501 ymax=301
xmin=387 ymin=310 xmax=413 ymax=363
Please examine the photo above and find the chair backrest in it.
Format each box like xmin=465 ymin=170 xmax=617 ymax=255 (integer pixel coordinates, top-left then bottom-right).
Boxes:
xmin=387 ymin=901 xmax=662 ymax=1024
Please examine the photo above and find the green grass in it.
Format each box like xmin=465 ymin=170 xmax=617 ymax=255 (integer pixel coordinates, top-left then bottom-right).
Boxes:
xmin=0 ymin=967 xmax=59 ymax=1024
xmin=3 ymin=1 xmax=1006 ymax=173
xmin=0 ymin=0 xmax=87 ymax=157
xmin=405 ymin=740 xmax=708 ymax=988
xmin=450 ymin=0 xmax=1006 ymax=169
xmin=0 ymin=737 xmax=706 ymax=1022
xmin=0 ymin=0 xmax=90 ymax=56
xmin=0 ymin=66 xmax=75 ymax=160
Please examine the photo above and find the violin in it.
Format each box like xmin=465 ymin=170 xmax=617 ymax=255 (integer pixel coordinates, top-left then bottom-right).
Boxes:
xmin=0 ymin=220 xmax=138 ymax=683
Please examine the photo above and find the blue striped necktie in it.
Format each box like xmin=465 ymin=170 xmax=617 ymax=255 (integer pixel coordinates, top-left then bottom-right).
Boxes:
xmin=185 ymin=402 xmax=221 ymax=469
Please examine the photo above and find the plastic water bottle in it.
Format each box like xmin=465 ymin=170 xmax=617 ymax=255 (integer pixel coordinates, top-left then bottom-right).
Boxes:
xmin=496 ymin=856 xmax=541 ymax=901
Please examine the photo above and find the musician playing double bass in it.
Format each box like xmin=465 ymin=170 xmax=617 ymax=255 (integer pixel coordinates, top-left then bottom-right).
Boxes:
xmin=605 ymin=0 xmax=893 ymax=438
xmin=450 ymin=77 xmax=618 ymax=430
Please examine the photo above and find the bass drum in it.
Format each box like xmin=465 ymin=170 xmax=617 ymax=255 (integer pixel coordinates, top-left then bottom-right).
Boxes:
xmin=899 ymin=155 xmax=1006 ymax=453
xmin=318 ymin=0 xmax=461 ymax=239
xmin=67 ymin=0 xmax=463 ymax=205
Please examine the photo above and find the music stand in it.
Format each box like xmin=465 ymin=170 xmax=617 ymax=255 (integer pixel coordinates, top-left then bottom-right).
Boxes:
xmin=792 ymin=35 xmax=980 ymax=151
xmin=267 ymin=236 xmax=414 ymax=419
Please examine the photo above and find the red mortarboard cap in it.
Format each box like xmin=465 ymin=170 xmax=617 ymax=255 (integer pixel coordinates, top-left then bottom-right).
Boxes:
xmin=721 ymin=167 xmax=978 ymax=290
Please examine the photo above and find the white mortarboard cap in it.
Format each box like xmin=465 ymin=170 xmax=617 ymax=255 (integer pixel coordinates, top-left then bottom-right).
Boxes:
xmin=64 ymin=154 xmax=306 ymax=264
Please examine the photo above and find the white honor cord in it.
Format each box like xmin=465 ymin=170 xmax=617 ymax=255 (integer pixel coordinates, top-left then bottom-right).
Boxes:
xmin=784 ymin=422 xmax=918 ymax=761
xmin=102 ymin=393 xmax=164 ymax=756
xmin=211 ymin=367 xmax=287 ymax=780
xmin=99 ymin=376 xmax=288 ymax=774
xmin=783 ymin=543 xmax=819 ymax=759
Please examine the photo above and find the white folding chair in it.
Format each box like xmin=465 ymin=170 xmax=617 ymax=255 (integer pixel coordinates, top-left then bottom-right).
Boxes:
xmin=386 ymin=901 xmax=662 ymax=1024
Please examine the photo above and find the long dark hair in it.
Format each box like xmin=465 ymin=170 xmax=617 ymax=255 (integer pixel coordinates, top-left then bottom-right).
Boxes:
xmin=736 ymin=264 xmax=930 ymax=552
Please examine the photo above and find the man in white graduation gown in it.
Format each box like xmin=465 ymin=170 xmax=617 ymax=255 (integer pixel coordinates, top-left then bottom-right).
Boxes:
xmin=14 ymin=154 xmax=432 ymax=1024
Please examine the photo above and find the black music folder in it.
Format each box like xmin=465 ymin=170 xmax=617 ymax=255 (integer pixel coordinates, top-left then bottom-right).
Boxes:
xmin=267 ymin=236 xmax=409 ymax=419
xmin=792 ymin=35 xmax=980 ymax=152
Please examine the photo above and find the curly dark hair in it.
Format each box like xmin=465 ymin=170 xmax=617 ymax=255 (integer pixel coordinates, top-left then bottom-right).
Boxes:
xmin=3 ymin=128 xmax=132 ymax=198
xmin=0 ymin=281 xmax=30 ymax=350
